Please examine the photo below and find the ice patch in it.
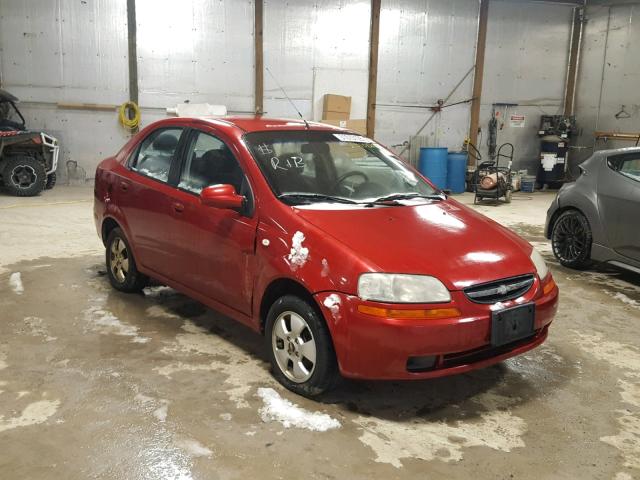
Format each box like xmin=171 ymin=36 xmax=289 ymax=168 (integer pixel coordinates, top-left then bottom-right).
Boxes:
xmin=0 ymin=399 xmax=60 ymax=432
xmin=287 ymin=231 xmax=309 ymax=270
xmin=9 ymin=272 xmax=24 ymax=295
xmin=219 ymin=413 xmax=232 ymax=421
xmin=153 ymin=400 xmax=169 ymax=422
xmin=613 ymin=292 xmax=640 ymax=309
xmin=174 ymin=437 xmax=213 ymax=458
xmin=257 ymin=387 xmax=340 ymax=431
xmin=323 ymin=294 xmax=341 ymax=321
xmin=84 ymin=295 xmax=150 ymax=343
xmin=146 ymin=305 xmax=181 ymax=319
xmin=355 ymin=392 xmax=526 ymax=468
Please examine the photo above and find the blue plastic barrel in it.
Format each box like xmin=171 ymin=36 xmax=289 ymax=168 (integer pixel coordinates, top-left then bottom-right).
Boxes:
xmin=447 ymin=151 xmax=468 ymax=194
xmin=418 ymin=147 xmax=448 ymax=189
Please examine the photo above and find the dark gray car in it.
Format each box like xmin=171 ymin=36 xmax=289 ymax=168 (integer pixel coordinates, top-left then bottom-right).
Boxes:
xmin=545 ymin=147 xmax=640 ymax=273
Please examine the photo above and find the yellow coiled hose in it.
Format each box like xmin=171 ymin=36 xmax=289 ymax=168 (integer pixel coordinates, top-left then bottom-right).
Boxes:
xmin=118 ymin=101 xmax=140 ymax=130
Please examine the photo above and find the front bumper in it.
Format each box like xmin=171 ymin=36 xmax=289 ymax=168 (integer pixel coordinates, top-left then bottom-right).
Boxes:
xmin=315 ymin=276 xmax=558 ymax=380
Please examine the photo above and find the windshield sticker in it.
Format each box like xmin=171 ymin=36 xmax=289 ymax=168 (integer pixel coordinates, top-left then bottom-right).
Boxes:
xmin=257 ymin=143 xmax=273 ymax=156
xmin=271 ymin=156 xmax=304 ymax=171
xmin=333 ymin=134 xmax=373 ymax=143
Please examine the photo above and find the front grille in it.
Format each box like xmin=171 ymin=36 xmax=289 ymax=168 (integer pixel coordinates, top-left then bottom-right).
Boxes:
xmin=464 ymin=274 xmax=535 ymax=304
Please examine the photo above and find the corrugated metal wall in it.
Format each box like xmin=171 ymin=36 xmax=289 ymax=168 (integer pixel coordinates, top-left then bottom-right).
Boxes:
xmin=0 ymin=0 xmax=131 ymax=182
xmin=263 ymin=0 xmax=371 ymax=120
xmin=574 ymin=4 xmax=640 ymax=170
xmin=375 ymin=0 xmax=479 ymax=151
xmin=479 ymin=0 xmax=573 ymax=175
xmin=4 ymin=0 xmax=631 ymax=184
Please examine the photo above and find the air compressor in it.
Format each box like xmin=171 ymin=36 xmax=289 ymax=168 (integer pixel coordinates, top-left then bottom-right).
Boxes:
xmin=536 ymin=115 xmax=576 ymax=189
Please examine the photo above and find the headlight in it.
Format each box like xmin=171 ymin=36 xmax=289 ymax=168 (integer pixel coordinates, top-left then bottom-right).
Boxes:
xmin=530 ymin=249 xmax=549 ymax=280
xmin=358 ymin=273 xmax=451 ymax=303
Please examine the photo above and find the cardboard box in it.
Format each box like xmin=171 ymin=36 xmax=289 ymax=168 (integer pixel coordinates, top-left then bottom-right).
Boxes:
xmin=323 ymin=94 xmax=351 ymax=115
xmin=322 ymin=110 xmax=349 ymax=121
xmin=321 ymin=118 xmax=367 ymax=136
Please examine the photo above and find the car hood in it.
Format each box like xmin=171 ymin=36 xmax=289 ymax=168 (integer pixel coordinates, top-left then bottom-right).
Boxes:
xmin=293 ymin=200 xmax=536 ymax=290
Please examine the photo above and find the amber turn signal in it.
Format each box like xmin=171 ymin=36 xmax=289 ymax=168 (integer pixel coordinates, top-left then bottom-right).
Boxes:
xmin=542 ymin=277 xmax=556 ymax=295
xmin=357 ymin=305 xmax=461 ymax=319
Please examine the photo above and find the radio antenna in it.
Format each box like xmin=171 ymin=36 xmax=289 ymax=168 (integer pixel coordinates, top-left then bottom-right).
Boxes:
xmin=265 ymin=66 xmax=309 ymax=129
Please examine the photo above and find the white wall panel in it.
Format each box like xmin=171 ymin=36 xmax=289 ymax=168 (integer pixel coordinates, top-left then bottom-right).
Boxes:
xmin=136 ymin=0 xmax=255 ymax=112
xmin=479 ymin=0 xmax=573 ymax=173
xmin=375 ymin=0 xmax=478 ymax=150
xmin=263 ymin=0 xmax=371 ymax=121
xmin=574 ymin=5 xmax=640 ymax=166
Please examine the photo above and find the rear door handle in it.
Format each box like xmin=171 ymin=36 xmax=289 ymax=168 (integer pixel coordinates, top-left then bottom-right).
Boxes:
xmin=120 ymin=181 xmax=129 ymax=191
xmin=173 ymin=202 xmax=185 ymax=213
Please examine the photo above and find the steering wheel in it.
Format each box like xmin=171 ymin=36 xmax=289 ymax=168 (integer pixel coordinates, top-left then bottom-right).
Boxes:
xmin=334 ymin=171 xmax=369 ymax=195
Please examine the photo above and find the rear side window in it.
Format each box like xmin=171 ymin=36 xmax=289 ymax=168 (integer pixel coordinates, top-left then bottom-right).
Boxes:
xmin=130 ymin=128 xmax=183 ymax=182
xmin=608 ymin=153 xmax=640 ymax=183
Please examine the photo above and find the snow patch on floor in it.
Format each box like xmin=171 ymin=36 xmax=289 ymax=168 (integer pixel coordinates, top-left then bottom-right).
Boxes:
xmin=9 ymin=272 xmax=24 ymax=295
xmin=153 ymin=400 xmax=169 ymax=422
xmin=156 ymin=321 xmax=275 ymax=408
xmin=257 ymin=387 xmax=340 ymax=431
xmin=174 ymin=437 xmax=213 ymax=458
xmin=612 ymin=292 xmax=640 ymax=309
xmin=19 ymin=316 xmax=57 ymax=342
xmin=84 ymin=295 xmax=150 ymax=343
xmin=573 ymin=332 xmax=640 ymax=469
xmin=146 ymin=305 xmax=181 ymax=319
xmin=355 ymin=392 xmax=526 ymax=468
xmin=287 ymin=231 xmax=309 ymax=271
xmin=0 ymin=399 xmax=60 ymax=432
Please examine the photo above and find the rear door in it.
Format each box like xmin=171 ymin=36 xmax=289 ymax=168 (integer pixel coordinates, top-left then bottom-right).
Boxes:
xmin=116 ymin=126 xmax=186 ymax=275
xmin=598 ymin=152 xmax=640 ymax=261
xmin=164 ymin=128 xmax=258 ymax=315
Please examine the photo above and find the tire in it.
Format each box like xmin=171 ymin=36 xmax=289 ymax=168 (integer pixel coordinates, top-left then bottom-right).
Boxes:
xmin=551 ymin=210 xmax=593 ymax=269
xmin=45 ymin=172 xmax=56 ymax=189
xmin=265 ymin=295 xmax=338 ymax=397
xmin=105 ymin=227 xmax=148 ymax=292
xmin=2 ymin=155 xmax=46 ymax=197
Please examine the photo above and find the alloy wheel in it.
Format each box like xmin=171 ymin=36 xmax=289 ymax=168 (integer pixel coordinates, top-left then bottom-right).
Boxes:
xmin=271 ymin=311 xmax=317 ymax=383
xmin=553 ymin=215 xmax=587 ymax=263
xmin=11 ymin=165 xmax=37 ymax=189
xmin=109 ymin=238 xmax=130 ymax=283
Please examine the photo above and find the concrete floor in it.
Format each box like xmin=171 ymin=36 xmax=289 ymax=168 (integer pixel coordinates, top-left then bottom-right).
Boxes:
xmin=1 ymin=186 xmax=639 ymax=480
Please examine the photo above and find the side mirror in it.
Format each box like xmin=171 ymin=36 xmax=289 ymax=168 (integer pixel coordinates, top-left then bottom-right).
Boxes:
xmin=200 ymin=184 xmax=244 ymax=210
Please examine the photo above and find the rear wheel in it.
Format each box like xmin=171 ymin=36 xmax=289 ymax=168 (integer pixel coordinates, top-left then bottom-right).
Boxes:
xmin=105 ymin=227 xmax=148 ymax=292
xmin=3 ymin=155 xmax=46 ymax=196
xmin=265 ymin=295 xmax=338 ymax=397
xmin=551 ymin=210 xmax=592 ymax=269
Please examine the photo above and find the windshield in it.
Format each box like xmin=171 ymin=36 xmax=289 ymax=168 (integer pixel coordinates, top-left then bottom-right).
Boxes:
xmin=244 ymin=130 xmax=437 ymax=205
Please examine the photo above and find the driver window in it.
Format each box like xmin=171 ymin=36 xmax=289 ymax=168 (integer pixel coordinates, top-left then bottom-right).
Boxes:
xmin=178 ymin=131 xmax=245 ymax=194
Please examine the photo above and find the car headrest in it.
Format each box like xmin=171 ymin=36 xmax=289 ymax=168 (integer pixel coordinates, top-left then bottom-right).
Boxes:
xmin=201 ymin=149 xmax=238 ymax=173
xmin=153 ymin=133 xmax=179 ymax=152
xmin=301 ymin=143 xmax=329 ymax=155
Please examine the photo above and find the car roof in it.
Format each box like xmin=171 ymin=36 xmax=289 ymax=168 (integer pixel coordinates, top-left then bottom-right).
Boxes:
xmin=193 ymin=116 xmax=350 ymax=134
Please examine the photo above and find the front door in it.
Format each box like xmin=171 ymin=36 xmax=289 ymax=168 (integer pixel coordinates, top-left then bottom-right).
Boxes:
xmin=598 ymin=152 xmax=640 ymax=261
xmin=167 ymin=129 xmax=258 ymax=315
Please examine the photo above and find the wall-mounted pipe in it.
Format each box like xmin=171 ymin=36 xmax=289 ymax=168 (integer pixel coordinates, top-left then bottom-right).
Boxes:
xmin=563 ymin=6 xmax=585 ymax=116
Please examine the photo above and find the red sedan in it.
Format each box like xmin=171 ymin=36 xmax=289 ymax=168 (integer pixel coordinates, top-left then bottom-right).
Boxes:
xmin=94 ymin=116 xmax=558 ymax=396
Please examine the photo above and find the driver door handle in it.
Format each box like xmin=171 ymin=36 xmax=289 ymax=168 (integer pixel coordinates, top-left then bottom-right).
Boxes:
xmin=172 ymin=202 xmax=185 ymax=213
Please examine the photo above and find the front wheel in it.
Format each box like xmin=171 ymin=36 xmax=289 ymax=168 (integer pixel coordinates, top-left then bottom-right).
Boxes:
xmin=265 ymin=295 xmax=338 ymax=397
xmin=105 ymin=227 xmax=148 ymax=292
xmin=551 ymin=210 xmax=592 ymax=269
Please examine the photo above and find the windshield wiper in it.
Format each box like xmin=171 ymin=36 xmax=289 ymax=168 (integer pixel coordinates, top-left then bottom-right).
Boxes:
xmin=278 ymin=193 xmax=359 ymax=205
xmin=365 ymin=192 xmax=445 ymax=205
